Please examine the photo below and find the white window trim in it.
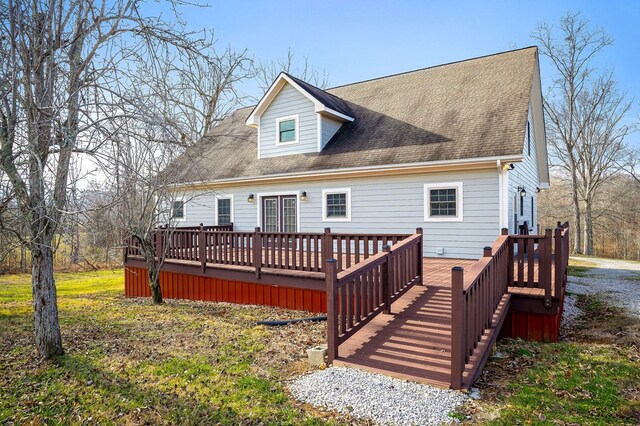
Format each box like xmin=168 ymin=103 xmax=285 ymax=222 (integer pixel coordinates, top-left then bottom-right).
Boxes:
xmin=423 ymin=182 xmax=463 ymax=222
xmin=171 ymin=198 xmax=187 ymax=222
xmin=256 ymin=191 xmax=301 ymax=231
xmin=275 ymin=114 xmax=299 ymax=145
xmin=215 ymin=194 xmax=234 ymax=226
xmin=322 ymin=188 xmax=352 ymax=222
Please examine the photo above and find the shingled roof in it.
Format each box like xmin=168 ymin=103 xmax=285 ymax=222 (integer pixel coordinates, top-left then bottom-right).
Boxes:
xmin=166 ymin=47 xmax=539 ymax=184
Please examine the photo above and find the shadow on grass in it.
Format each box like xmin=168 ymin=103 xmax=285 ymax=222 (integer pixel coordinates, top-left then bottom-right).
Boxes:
xmin=27 ymin=353 xmax=253 ymax=425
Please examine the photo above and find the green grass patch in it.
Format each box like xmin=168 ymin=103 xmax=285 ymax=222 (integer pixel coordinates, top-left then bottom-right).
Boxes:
xmin=487 ymin=342 xmax=639 ymax=424
xmin=0 ymin=270 xmax=334 ymax=425
xmin=0 ymin=269 xmax=123 ymax=302
xmin=567 ymin=257 xmax=598 ymax=277
xmin=469 ymin=292 xmax=640 ymax=425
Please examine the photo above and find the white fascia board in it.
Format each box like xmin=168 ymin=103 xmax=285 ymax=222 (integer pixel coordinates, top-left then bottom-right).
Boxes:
xmin=246 ymin=73 xmax=354 ymax=126
xmin=171 ymin=154 xmax=524 ymax=189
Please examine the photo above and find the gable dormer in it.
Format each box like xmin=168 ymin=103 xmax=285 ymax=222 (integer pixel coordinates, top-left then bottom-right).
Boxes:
xmin=246 ymin=73 xmax=354 ymax=159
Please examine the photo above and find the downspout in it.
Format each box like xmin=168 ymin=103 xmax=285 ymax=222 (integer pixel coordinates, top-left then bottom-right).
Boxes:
xmin=497 ymin=160 xmax=509 ymax=231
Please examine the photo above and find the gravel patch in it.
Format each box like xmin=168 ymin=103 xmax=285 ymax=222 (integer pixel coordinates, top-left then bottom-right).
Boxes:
xmin=560 ymin=293 xmax=581 ymax=334
xmin=568 ymin=257 xmax=640 ymax=316
xmin=288 ymin=366 xmax=467 ymax=425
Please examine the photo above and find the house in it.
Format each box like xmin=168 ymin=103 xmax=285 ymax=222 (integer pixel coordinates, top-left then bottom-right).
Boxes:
xmin=163 ymin=46 xmax=549 ymax=260
xmin=124 ymin=47 xmax=567 ymax=390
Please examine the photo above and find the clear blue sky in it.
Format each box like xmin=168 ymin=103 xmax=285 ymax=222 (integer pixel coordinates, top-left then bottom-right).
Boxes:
xmin=166 ymin=0 xmax=640 ymax=147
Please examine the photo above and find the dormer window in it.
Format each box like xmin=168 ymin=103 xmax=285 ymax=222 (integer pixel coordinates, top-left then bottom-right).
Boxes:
xmin=276 ymin=115 xmax=298 ymax=145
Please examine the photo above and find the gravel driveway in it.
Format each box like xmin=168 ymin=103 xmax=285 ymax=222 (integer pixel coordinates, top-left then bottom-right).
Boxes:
xmin=567 ymin=256 xmax=640 ymax=316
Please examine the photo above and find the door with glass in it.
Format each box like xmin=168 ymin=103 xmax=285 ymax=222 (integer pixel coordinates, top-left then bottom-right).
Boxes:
xmin=261 ymin=195 xmax=297 ymax=233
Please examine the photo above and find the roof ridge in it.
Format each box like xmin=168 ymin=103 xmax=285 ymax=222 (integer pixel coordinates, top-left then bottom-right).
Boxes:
xmin=326 ymin=46 xmax=538 ymax=91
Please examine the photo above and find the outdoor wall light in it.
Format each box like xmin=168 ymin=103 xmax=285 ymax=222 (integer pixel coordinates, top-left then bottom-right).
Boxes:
xmin=300 ymin=191 xmax=308 ymax=201
xmin=536 ymin=187 xmax=541 ymax=193
xmin=518 ymin=186 xmax=527 ymax=198
xmin=247 ymin=193 xmax=254 ymax=203
xmin=508 ymin=163 xmax=515 ymax=170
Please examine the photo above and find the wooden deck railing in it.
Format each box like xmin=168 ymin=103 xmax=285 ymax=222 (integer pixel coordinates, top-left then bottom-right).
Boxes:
xmin=325 ymin=230 xmax=423 ymax=363
xmin=450 ymin=234 xmax=510 ymax=389
xmin=508 ymin=221 xmax=570 ymax=305
xmin=450 ymin=222 xmax=571 ymax=389
xmin=123 ymin=226 xmax=414 ymax=277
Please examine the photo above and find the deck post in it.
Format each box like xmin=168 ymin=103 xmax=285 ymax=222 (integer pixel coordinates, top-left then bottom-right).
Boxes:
xmin=326 ymin=258 xmax=339 ymax=364
xmin=542 ymin=229 xmax=553 ymax=307
xmin=554 ymin=226 xmax=562 ymax=299
xmin=322 ymin=228 xmax=332 ymax=270
xmin=199 ymin=224 xmax=206 ymax=272
xmin=451 ymin=266 xmax=465 ymax=390
xmin=253 ymin=227 xmax=261 ymax=279
xmin=483 ymin=246 xmax=492 ymax=257
xmin=416 ymin=227 xmax=424 ymax=285
xmin=382 ymin=245 xmax=391 ymax=314
xmin=504 ymin=228 xmax=514 ymax=287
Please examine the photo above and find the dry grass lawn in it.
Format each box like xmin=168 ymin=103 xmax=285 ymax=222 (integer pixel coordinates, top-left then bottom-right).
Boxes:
xmin=0 ymin=270 xmax=360 ymax=425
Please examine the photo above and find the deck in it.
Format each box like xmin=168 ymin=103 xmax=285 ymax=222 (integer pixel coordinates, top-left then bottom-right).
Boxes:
xmin=333 ymin=258 xmax=509 ymax=388
xmin=124 ymin=224 xmax=570 ymax=389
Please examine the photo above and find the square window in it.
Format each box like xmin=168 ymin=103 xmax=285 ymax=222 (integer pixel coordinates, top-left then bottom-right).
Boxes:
xmin=172 ymin=200 xmax=184 ymax=219
xmin=217 ymin=198 xmax=232 ymax=225
xmin=322 ymin=188 xmax=351 ymax=221
xmin=429 ymin=188 xmax=457 ymax=217
xmin=326 ymin=193 xmax=347 ymax=217
xmin=278 ymin=119 xmax=296 ymax=143
xmin=424 ymin=183 xmax=463 ymax=222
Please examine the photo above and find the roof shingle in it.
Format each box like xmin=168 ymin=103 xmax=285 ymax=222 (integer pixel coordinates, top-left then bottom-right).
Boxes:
xmin=166 ymin=47 xmax=538 ymax=184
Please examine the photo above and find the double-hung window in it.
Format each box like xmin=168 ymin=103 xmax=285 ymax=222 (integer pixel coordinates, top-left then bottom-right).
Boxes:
xmin=322 ymin=188 xmax=351 ymax=221
xmin=276 ymin=115 xmax=298 ymax=144
xmin=424 ymin=183 xmax=463 ymax=222
xmin=171 ymin=200 xmax=185 ymax=220
xmin=217 ymin=197 xmax=233 ymax=226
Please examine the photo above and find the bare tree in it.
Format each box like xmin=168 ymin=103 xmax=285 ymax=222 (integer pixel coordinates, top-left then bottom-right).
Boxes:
xmin=574 ymin=75 xmax=632 ymax=254
xmin=106 ymin=127 xmax=189 ymax=304
xmin=0 ymin=0 xmax=219 ymax=359
xmin=532 ymin=12 xmax=613 ymax=254
xmin=256 ymin=48 xmax=329 ymax=95
xmin=136 ymin=40 xmax=255 ymax=143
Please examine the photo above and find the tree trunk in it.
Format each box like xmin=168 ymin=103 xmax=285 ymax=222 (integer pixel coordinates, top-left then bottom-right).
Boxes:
xmin=568 ymin=156 xmax=583 ymax=254
xmin=147 ymin=262 xmax=163 ymax=304
xmin=140 ymin=236 xmax=163 ymax=304
xmin=583 ymin=197 xmax=594 ymax=255
xmin=31 ymin=243 xmax=64 ymax=359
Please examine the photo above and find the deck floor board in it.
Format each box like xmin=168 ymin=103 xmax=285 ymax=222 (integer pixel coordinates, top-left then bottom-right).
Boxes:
xmin=334 ymin=257 xmax=514 ymax=389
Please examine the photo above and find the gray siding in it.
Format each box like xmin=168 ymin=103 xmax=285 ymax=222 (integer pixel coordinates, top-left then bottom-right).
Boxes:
xmin=321 ymin=115 xmax=343 ymax=149
xmin=260 ymin=83 xmax=318 ymax=158
xmin=177 ymin=169 xmax=500 ymax=259
xmin=508 ymin=105 xmax=540 ymax=234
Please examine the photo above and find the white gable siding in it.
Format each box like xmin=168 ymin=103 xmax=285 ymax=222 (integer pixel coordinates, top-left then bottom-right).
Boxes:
xmin=508 ymin=105 xmax=540 ymax=234
xmin=259 ymin=83 xmax=318 ymax=158
xmin=321 ymin=115 xmax=343 ymax=149
xmin=176 ymin=168 xmax=500 ymax=260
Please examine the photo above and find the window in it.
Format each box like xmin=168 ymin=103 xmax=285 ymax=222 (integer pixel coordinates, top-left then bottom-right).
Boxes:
xmin=276 ymin=115 xmax=298 ymax=144
xmin=531 ymin=195 xmax=535 ymax=230
xmin=322 ymin=188 xmax=351 ymax=221
xmin=216 ymin=196 xmax=233 ymax=226
xmin=527 ymin=120 xmax=531 ymax=155
xmin=171 ymin=200 xmax=185 ymax=220
xmin=424 ymin=182 xmax=463 ymax=222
